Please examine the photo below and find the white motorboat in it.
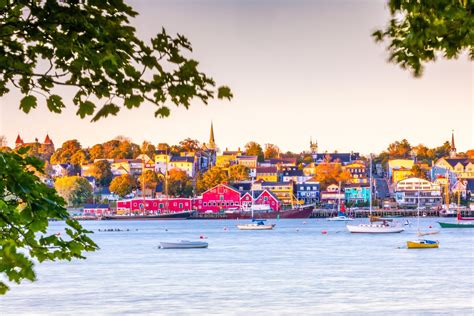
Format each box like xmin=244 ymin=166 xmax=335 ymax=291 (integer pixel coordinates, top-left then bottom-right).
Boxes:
xmin=237 ymin=219 xmax=275 ymax=230
xmin=159 ymin=240 xmax=208 ymax=249
xmin=346 ymin=222 xmax=404 ymax=233
xmin=328 ymin=215 xmax=354 ymax=221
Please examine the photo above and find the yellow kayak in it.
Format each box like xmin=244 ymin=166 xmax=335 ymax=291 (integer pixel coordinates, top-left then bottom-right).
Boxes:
xmin=407 ymin=239 xmax=439 ymax=249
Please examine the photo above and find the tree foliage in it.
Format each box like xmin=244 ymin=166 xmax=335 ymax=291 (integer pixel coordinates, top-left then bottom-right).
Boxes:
xmin=167 ymin=168 xmax=193 ymax=197
xmin=196 ymin=166 xmax=228 ymax=193
xmin=245 ymin=141 xmax=264 ymax=162
xmin=0 ymin=150 xmax=97 ymax=294
xmin=228 ymin=164 xmax=249 ymax=182
xmin=50 ymin=140 xmax=82 ymax=164
xmin=88 ymin=160 xmax=113 ymax=187
xmin=54 ymin=176 xmax=93 ymax=206
xmin=373 ymin=0 xmax=473 ymax=77
xmin=138 ymin=170 xmax=160 ymax=191
xmin=314 ymin=163 xmax=351 ymax=190
xmin=179 ymin=138 xmax=201 ymax=152
xmin=109 ymin=174 xmax=135 ymax=198
xmin=264 ymin=144 xmax=280 ymax=159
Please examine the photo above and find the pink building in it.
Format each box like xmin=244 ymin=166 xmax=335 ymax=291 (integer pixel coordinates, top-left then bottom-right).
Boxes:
xmin=240 ymin=190 xmax=281 ymax=211
xmin=194 ymin=184 xmax=242 ymax=213
xmin=116 ymin=198 xmax=193 ymax=213
xmin=83 ymin=204 xmax=110 ymax=216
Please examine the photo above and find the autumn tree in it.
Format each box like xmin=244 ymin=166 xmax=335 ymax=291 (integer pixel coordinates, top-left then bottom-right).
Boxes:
xmin=434 ymin=141 xmax=452 ymax=159
xmin=88 ymin=144 xmax=105 ymax=161
xmin=196 ymin=166 xmax=228 ymax=193
xmin=245 ymin=141 xmax=264 ymax=162
xmin=109 ymin=174 xmax=135 ymax=198
xmin=138 ymin=170 xmax=160 ymax=192
xmin=88 ymin=160 xmax=113 ymax=187
xmin=141 ymin=141 xmax=156 ymax=158
xmin=50 ymin=140 xmax=82 ymax=164
xmin=314 ymin=163 xmax=351 ymax=190
xmin=157 ymin=143 xmax=170 ymax=152
xmin=373 ymin=0 xmax=473 ymax=77
xmin=167 ymin=168 xmax=193 ymax=197
xmin=228 ymin=164 xmax=249 ymax=182
xmin=54 ymin=176 xmax=93 ymax=207
xmin=466 ymin=149 xmax=474 ymax=159
xmin=387 ymin=139 xmax=412 ymax=158
xmin=264 ymin=144 xmax=280 ymax=159
xmin=70 ymin=150 xmax=89 ymax=165
xmin=411 ymin=164 xmax=428 ymax=180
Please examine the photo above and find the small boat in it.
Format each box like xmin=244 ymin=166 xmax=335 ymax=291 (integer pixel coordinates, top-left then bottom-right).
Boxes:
xmin=346 ymin=222 xmax=405 ymax=233
xmin=328 ymin=200 xmax=353 ymax=221
xmin=159 ymin=240 xmax=208 ymax=249
xmin=407 ymin=239 xmax=439 ymax=249
xmin=438 ymin=222 xmax=474 ymax=228
xmin=237 ymin=219 xmax=275 ymax=230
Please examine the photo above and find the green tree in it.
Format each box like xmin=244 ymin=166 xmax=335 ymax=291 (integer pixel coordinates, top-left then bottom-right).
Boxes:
xmin=89 ymin=160 xmax=113 ymax=187
xmin=109 ymin=174 xmax=135 ymax=198
xmin=2 ymin=1 xmax=232 ymax=121
xmin=196 ymin=166 xmax=228 ymax=193
xmin=167 ymin=168 xmax=193 ymax=197
xmin=373 ymin=0 xmax=473 ymax=77
xmin=228 ymin=164 xmax=249 ymax=182
xmin=264 ymin=144 xmax=280 ymax=159
xmin=54 ymin=176 xmax=93 ymax=206
xmin=245 ymin=141 xmax=264 ymax=162
xmin=0 ymin=150 xmax=97 ymax=294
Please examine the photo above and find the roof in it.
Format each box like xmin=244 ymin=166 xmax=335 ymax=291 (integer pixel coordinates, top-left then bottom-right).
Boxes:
xmin=239 ymin=189 xmax=280 ymax=201
xmin=282 ymin=170 xmax=304 ymax=177
xmin=44 ymin=134 xmax=53 ymax=144
xmin=230 ymin=182 xmax=252 ymax=191
xmin=256 ymin=166 xmax=277 ymax=173
xmin=170 ymin=156 xmax=194 ymax=163
xmin=261 ymin=181 xmax=292 ymax=186
xmin=344 ymin=183 xmax=370 ymax=188
xmin=237 ymin=155 xmax=257 ymax=160
xmin=444 ymin=158 xmax=473 ymax=167
xmin=312 ymin=152 xmax=360 ymax=164
xmin=83 ymin=204 xmax=109 ymax=209
xmin=268 ymin=157 xmax=297 ymax=165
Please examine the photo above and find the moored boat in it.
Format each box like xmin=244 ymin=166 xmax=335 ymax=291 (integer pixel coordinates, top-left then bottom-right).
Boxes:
xmin=407 ymin=239 xmax=439 ymax=249
xmin=438 ymin=221 xmax=474 ymax=228
xmin=237 ymin=219 xmax=275 ymax=230
xmin=347 ymin=222 xmax=404 ymax=233
xmin=159 ymin=240 xmax=208 ymax=249
xmin=223 ymin=205 xmax=313 ymax=220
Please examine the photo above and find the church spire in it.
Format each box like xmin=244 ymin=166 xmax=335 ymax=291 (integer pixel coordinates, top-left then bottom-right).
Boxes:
xmin=208 ymin=121 xmax=216 ymax=150
xmin=450 ymin=130 xmax=457 ymax=158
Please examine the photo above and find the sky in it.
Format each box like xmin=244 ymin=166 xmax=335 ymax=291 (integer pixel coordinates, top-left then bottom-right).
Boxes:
xmin=1 ymin=0 xmax=472 ymax=154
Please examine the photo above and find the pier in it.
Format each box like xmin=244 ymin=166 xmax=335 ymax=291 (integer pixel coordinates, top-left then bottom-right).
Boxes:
xmin=311 ymin=209 xmax=474 ymax=218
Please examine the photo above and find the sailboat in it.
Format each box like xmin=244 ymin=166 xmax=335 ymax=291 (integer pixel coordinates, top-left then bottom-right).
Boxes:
xmin=438 ymin=188 xmax=474 ymax=228
xmin=407 ymin=192 xmax=439 ymax=249
xmin=237 ymin=178 xmax=275 ymax=230
xmin=346 ymin=155 xmax=404 ymax=233
xmin=327 ymin=191 xmax=353 ymax=221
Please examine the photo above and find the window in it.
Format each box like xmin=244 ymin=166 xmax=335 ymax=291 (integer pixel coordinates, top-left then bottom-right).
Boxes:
xmin=264 ymin=196 xmax=268 ymax=201
xmin=179 ymin=203 xmax=183 ymax=208
xmin=220 ymin=195 xmax=224 ymax=200
xmin=203 ymin=202 xmax=207 ymax=206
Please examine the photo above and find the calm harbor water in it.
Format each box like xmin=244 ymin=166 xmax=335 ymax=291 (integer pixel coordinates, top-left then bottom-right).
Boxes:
xmin=2 ymin=218 xmax=473 ymax=315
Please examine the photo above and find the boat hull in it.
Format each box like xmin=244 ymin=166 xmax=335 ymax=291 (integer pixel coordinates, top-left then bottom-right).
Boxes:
xmin=407 ymin=240 xmax=439 ymax=249
xmin=236 ymin=224 xmax=275 ymax=230
xmin=346 ymin=224 xmax=404 ymax=233
xmin=102 ymin=211 xmax=192 ymax=220
xmin=159 ymin=241 xmax=208 ymax=249
xmin=328 ymin=216 xmax=354 ymax=221
xmin=438 ymin=222 xmax=474 ymax=228
xmin=201 ymin=206 xmax=314 ymax=220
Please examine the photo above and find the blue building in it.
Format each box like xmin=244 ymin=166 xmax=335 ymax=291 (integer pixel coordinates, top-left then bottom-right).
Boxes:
xmin=344 ymin=184 xmax=370 ymax=205
xmin=296 ymin=181 xmax=320 ymax=204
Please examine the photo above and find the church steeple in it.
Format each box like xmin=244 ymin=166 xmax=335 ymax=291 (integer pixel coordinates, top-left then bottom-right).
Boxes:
xmin=208 ymin=122 xmax=216 ymax=150
xmin=450 ymin=130 xmax=457 ymax=158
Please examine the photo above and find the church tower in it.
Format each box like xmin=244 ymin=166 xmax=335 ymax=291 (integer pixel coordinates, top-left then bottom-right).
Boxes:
xmin=449 ymin=130 xmax=457 ymax=158
xmin=207 ymin=122 xmax=216 ymax=150
xmin=310 ymin=137 xmax=318 ymax=155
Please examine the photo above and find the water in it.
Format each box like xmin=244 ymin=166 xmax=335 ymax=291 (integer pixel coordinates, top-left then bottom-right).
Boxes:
xmin=1 ymin=218 xmax=473 ymax=315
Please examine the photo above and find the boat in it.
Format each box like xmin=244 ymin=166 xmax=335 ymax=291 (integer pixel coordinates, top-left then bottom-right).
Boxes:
xmin=328 ymin=199 xmax=353 ymax=221
xmin=347 ymin=155 xmax=404 ymax=234
xmin=222 ymin=205 xmax=313 ymax=220
xmin=102 ymin=210 xmax=193 ymax=220
xmin=159 ymin=240 xmax=208 ymax=249
xmin=406 ymin=192 xmax=439 ymax=248
xmin=438 ymin=182 xmax=474 ymax=228
xmin=237 ymin=219 xmax=276 ymax=230
xmin=407 ymin=239 xmax=439 ymax=249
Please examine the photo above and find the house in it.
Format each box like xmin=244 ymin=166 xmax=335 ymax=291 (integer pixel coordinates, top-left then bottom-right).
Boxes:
xmin=169 ymin=156 xmax=196 ymax=177
xmin=320 ymin=184 xmax=344 ymax=205
xmin=268 ymin=157 xmax=298 ymax=168
xmin=256 ymin=166 xmax=278 ymax=182
xmin=343 ymin=161 xmax=368 ymax=184
xmin=82 ymin=204 xmax=110 ymax=216
xmin=231 ymin=181 xmax=253 ymax=192
xmin=312 ymin=152 xmax=360 ymax=165
xmin=260 ymin=181 xmax=294 ymax=205
xmin=392 ymin=167 xmax=414 ymax=184
xmin=194 ymin=184 xmax=242 ymax=213
xmin=296 ymin=181 xmax=320 ymax=204
xmin=135 ymin=154 xmax=155 ymax=170
xmin=394 ymin=177 xmax=442 ymax=207
xmin=116 ymin=197 xmax=193 ymax=213
xmin=344 ymin=183 xmax=370 ymax=205
xmin=96 ymin=187 xmax=120 ymax=201
xmin=434 ymin=157 xmax=474 ymax=179
xmin=51 ymin=163 xmax=77 ymax=177
xmin=450 ymin=179 xmax=474 ymax=201
xmin=281 ymin=169 xmax=310 ymax=183
xmin=239 ymin=190 xmax=281 ymax=211
xmin=387 ymin=159 xmax=414 ymax=181
xmin=236 ymin=155 xmax=258 ymax=176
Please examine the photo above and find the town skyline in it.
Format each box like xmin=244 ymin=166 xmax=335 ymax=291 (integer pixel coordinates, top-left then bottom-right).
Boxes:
xmin=1 ymin=0 xmax=472 ymax=154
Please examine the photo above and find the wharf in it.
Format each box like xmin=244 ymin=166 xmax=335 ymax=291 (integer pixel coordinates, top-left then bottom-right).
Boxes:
xmin=311 ymin=209 xmax=474 ymax=218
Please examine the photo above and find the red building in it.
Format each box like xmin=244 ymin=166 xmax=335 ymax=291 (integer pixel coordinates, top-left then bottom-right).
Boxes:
xmin=240 ymin=190 xmax=281 ymax=211
xmin=194 ymin=184 xmax=242 ymax=213
xmin=83 ymin=204 xmax=110 ymax=216
xmin=116 ymin=198 xmax=192 ymax=213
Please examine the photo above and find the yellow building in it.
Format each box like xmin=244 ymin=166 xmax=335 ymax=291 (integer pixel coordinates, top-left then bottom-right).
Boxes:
xmin=392 ymin=168 xmax=414 ymax=184
xmin=261 ymin=181 xmax=294 ymax=205
xmin=216 ymin=154 xmax=237 ymax=168
xmin=343 ymin=161 xmax=368 ymax=184
xmin=435 ymin=158 xmax=474 ymax=179
xmin=237 ymin=156 xmax=258 ymax=169
xmin=256 ymin=166 xmax=278 ymax=182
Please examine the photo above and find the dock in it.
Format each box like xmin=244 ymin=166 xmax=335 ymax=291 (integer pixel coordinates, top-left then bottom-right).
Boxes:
xmin=311 ymin=209 xmax=474 ymax=218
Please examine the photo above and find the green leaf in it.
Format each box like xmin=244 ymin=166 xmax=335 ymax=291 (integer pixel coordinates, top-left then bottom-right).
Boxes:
xmin=46 ymin=95 xmax=64 ymax=113
xmin=19 ymin=96 xmax=37 ymax=113
xmin=76 ymin=101 xmax=96 ymax=118
xmin=217 ymin=86 xmax=233 ymax=100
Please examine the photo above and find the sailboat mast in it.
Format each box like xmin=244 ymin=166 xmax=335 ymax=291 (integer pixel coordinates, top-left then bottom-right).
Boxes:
xmin=142 ymin=158 xmax=145 ymax=215
xmin=337 ymin=180 xmax=341 ymax=214
xmin=369 ymin=154 xmax=372 ymax=216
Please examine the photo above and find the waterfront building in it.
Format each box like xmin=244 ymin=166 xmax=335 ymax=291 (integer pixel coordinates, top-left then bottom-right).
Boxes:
xmin=260 ymin=181 xmax=294 ymax=205
xmin=194 ymin=184 xmax=242 ymax=213
xmin=117 ymin=197 xmax=193 ymax=213
xmin=256 ymin=166 xmax=278 ymax=182
xmin=82 ymin=204 xmax=110 ymax=216
xmin=296 ymin=181 xmax=320 ymax=204
xmin=240 ymin=190 xmax=281 ymax=211
xmin=344 ymin=183 xmax=370 ymax=205
xmin=320 ymin=184 xmax=344 ymax=205
xmin=394 ymin=177 xmax=442 ymax=207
